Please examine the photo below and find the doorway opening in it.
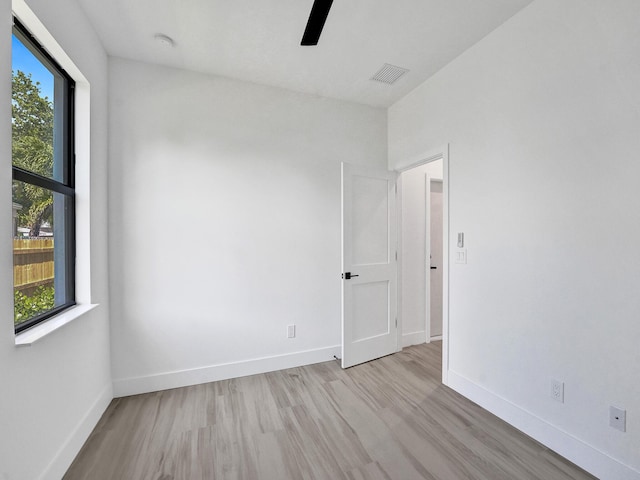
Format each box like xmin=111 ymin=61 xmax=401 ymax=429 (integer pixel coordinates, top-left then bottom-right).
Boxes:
xmin=396 ymin=147 xmax=449 ymax=383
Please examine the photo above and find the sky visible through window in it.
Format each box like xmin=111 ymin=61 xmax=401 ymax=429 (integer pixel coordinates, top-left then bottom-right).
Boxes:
xmin=12 ymin=34 xmax=54 ymax=100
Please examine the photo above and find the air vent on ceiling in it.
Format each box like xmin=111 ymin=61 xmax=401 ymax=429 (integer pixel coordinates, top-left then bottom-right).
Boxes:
xmin=370 ymin=63 xmax=409 ymax=85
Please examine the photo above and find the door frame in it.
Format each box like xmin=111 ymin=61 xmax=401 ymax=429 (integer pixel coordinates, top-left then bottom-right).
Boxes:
xmin=395 ymin=144 xmax=450 ymax=385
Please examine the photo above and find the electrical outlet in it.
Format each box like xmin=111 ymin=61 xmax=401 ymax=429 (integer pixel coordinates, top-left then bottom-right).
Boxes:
xmin=610 ymin=406 xmax=626 ymax=432
xmin=287 ymin=325 xmax=296 ymax=338
xmin=551 ymin=379 xmax=564 ymax=403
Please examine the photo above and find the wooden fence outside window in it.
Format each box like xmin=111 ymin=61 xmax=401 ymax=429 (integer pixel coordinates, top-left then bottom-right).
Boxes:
xmin=13 ymin=238 xmax=54 ymax=296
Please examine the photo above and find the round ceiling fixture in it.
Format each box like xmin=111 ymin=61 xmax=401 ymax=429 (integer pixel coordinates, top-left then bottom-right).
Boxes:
xmin=154 ymin=34 xmax=175 ymax=48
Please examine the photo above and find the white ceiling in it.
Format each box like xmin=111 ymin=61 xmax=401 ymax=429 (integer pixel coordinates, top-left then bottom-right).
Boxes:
xmin=76 ymin=0 xmax=533 ymax=107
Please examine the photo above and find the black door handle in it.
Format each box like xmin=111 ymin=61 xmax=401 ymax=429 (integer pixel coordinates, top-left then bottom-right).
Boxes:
xmin=430 ymin=266 xmax=437 ymax=269
xmin=342 ymin=272 xmax=359 ymax=280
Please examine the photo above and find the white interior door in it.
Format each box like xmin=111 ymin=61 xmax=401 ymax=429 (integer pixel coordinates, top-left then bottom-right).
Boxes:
xmin=341 ymin=163 xmax=397 ymax=368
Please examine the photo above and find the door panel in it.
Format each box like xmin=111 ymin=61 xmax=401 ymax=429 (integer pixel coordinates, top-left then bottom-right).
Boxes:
xmin=352 ymin=281 xmax=390 ymax=341
xmin=342 ymin=163 xmax=397 ymax=368
xmin=351 ymin=175 xmax=390 ymax=265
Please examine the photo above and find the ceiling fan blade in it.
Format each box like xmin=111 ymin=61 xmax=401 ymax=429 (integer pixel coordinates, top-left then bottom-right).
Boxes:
xmin=301 ymin=0 xmax=334 ymax=46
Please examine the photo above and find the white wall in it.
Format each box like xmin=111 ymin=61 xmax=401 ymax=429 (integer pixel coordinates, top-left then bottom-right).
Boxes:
xmin=389 ymin=0 xmax=640 ymax=478
xmin=400 ymin=161 xmax=442 ymax=346
xmin=0 ymin=0 xmax=111 ymax=479
xmin=109 ymin=58 xmax=387 ymax=396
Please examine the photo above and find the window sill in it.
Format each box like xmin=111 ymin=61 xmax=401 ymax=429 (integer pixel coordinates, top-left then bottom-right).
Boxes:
xmin=15 ymin=303 xmax=99 ymax=346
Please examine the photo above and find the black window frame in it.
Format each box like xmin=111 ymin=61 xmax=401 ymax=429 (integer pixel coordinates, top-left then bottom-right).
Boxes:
xmin=12 ymin=17 xmax=76 ymax=334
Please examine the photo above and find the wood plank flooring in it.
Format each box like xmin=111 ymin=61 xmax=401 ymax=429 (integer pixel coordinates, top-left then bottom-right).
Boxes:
xmin=64 ymin=342 xmax=597 ymax=480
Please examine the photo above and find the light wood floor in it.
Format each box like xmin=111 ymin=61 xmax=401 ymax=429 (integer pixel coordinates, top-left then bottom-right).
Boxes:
xmin=64 ymin=342 xmax=596 ymax=480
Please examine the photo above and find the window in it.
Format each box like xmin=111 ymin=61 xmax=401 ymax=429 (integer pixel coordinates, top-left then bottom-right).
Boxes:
xmin=12 ymin=18 xmax=75 ymax=333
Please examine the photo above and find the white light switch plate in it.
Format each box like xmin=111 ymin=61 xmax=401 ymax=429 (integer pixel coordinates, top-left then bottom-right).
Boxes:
xmin=455 ymin=250 xmax=467 ymax=264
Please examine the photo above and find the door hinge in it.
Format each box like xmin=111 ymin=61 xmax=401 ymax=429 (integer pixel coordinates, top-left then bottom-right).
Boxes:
xmin=395 ymin=318 xmax=398 ymax=328
xmin=395 ymin=251 xmax=397 ymax=261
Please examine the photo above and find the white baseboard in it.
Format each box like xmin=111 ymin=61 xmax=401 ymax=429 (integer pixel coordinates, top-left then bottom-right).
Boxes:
xmin=113 ymin=345 xmax=342 ymax=398
xmin=38 ymin=383 xmax=113 ymax=480
xmin=402 ymin=331 xmax=426 ymax=347
xmin=430 ymin=335 xmax=443 ymax=341
xmin=447 ymin=371 xmax=640 ymax=480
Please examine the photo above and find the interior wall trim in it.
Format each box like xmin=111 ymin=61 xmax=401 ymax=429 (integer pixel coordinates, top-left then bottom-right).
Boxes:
xmin=113 ymin=345 xmax=342 ymax=398
xmin=402 ymin=331 xmax=427 ymax=347
xmin=447 ymin=371 xmax=640 ymax=480
xmin=38 ymin=384 xmax=113 ymax=480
